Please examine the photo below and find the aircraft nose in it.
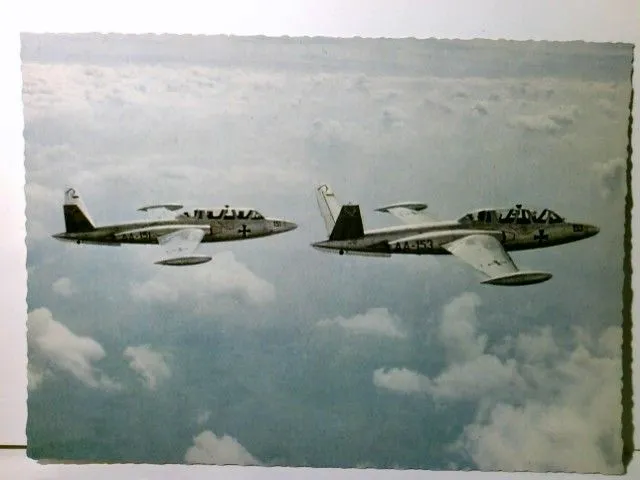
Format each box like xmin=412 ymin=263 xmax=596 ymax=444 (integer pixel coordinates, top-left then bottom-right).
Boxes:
xmin=271 ymin=219 xmax=297 ymax=232
xmin=577 ymin=223 xmax=599 ymax=237
xmin=283 ymin=221 xmax=298 ymax=232
xmin=586 ymin=224 xmax=600 ymax=236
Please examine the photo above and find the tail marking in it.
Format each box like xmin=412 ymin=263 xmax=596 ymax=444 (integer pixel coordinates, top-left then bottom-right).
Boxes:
xmin=329 ymin=204 xmax=365 ymax=241
xmin=63 ymin=188 xmax=96 ymax=233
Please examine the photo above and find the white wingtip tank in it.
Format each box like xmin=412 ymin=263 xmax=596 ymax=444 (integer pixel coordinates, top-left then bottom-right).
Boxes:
xmin=63 ymin=187 xmax=96 ymax=233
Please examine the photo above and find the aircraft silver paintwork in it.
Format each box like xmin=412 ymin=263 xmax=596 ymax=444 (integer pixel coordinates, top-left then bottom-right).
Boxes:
xmin=52 ymin=188 xmax=297 ymax=266
xmin=312 ymin=184 xmax=600 ymax=286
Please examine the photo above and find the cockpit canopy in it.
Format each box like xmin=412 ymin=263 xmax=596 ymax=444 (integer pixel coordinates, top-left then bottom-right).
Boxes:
xmin=458 ymin=205 xmax=565 ymax=225
xmin=179 ymin=207 xmax=265 ymax=221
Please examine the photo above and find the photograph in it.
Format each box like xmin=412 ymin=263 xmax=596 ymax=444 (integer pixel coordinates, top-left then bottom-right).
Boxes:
xmin=21 ymin=32 xmax=633 ymax=473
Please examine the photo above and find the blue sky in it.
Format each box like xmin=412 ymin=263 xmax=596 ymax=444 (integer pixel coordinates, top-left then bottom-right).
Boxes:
xmin=22 ymin=33 xmax=632 ymax=473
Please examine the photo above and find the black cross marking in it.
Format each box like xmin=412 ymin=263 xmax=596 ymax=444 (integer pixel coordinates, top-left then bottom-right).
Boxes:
xmin=534 ymin=229 xmax=549 ymax=244
xmin=238 ymin=224 xmax=251 ymax=237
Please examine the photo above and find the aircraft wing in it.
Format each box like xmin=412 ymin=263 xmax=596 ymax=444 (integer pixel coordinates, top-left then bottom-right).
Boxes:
xmin=375 ymin=202 xmax=438 ymax=225
xmin=442 ymin=234 xmax=551 ymax=286
xmin=155 ymin=227 xmax=212 ymax=266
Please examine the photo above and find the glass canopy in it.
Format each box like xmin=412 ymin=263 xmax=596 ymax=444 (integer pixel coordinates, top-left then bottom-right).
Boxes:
xmin=179 ymin=208 xmax=265 ymax=220
xmin=458 ymin=206 xmax=565 ymax=225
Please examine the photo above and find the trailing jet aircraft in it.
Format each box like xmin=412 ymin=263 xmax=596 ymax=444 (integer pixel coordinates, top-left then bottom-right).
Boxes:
xmin=52 ymin=187 xmax=297 ymax=266
xmin=312 ymin=184 xmax=600 ymax=286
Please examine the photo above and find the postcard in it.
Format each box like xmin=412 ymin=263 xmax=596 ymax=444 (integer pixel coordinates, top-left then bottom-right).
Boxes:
xmin=22 ymin=33 xmax=633 ymax=473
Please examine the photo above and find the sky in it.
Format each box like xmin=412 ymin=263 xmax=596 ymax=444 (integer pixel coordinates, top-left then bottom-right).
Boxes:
xmin=20 ymin=33 xmax=632 ymax=474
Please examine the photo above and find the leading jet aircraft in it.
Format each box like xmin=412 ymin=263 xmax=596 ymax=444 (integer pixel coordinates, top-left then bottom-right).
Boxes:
xmin=52 ymin=187 xmax=297 ymax=266
xmin=312 ymin=184 xmax=599 ymax=286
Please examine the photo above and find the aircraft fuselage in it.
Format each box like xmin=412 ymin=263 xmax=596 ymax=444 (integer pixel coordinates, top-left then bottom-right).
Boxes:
xmin=53 ymin=217 xmax=297 ymax=246
xmin=312 ymin=220 xmax=600 ymax=256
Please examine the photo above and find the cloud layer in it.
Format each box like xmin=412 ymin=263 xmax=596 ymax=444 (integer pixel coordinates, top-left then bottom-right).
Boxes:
xmin=373 ymin=293 xmax=623 ymax=473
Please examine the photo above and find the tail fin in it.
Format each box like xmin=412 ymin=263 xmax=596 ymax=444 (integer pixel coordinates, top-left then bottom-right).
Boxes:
xmin=315 ymin=184 xmax=342 ymax=236
xmin=63 ymin=187 xmax=96 ymax=233
xmin=329 ymin=204 xmax=365 ymax=240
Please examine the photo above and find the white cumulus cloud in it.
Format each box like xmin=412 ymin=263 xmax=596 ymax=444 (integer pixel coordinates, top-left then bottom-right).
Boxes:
xmin=373 ymin=356 xmax=519 ymax=402
xmin=427 ymin=355 xmax=520 ymax=401
xmin=27 ymin=307 xmax=119 ymax=390
xmin=459 ymin=338 xmax=623 ymax=474
xmin=184 ymin=430 xmax=261 ymax=466
xmin=438 ymin=292 xmax=486 ymax=363
xmin=373 ymin=367 xmax=430 ymax=394
xmin=373 ymin=292 xmax=623 ymax=473
xmin=316 ymin=307 xmax=406 ymax=338
xmin=123 ymin=344 xmax=171 ymax=390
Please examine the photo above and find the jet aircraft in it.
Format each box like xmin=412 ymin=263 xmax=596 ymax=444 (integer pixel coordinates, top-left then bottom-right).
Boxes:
xmin=52 ymin=187 xmax=298 ymax=266
xmin=312 ymin=184 xmax=599 ymax=286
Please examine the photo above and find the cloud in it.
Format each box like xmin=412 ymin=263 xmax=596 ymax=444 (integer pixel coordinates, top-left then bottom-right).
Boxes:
xmin=123 ymin=345 xmax=171 ymax=390
xmin=596 ymin=326 xmax=623 ymax=357
xmin=437 ymin=292 xmax=486 ymax=364
xmin=52 ymin=277 xmax=74 ymax=297
xmin=316 ymin=307 xmax=406 ymax=338
xmin=592 ymin=157 xmax=626 ymax=199
xmin=419 ymin=96 xmax=453 ymax=115
xmin=371 ymin=295 xmax=518 ymax=402
xmin=374 ymin=89 xmax=401 ymax=103
xmin=307 ymin=118 xmax=349 ymax=147
xmin=508 ymin=105 xmax=579 ymax=135
xmin=184 ymin=430 xmax=261 ymax=466
xmin=130 ymin=251 xmax=276 ymax=315
xmin=27 ymin=363 xmax=50 ymax=391
xmin=373 ymin=356 xmax=519 ymax=402
xmin=427 ymin=355 xmax=520 ymax=402
xmin=24 ymin=181 xmax=60 ymax=205
xmin=27 ymin=307 xmax=120 ymax=390
xmin=22 ymin=63 xmax=313 ymax=206
xmin=381 ymin=107 xmax=406 ymax=130
xmin=472 ymin=102 xmax=489 ymax=116
xmin=25 ymin=181 xmax=61 ymax=242
xmin=373 ymin=367 xmax=430 ymax=394
xmin=372 ymin=292 xmax=623 ymax=473
xmin=349 ymin=74 xmax=370 ymax=94
xmin=597 ymin=98 xmax=617 ymax=117
xmin=513 ymin=325 xmax=560 ymax=363
xmin=459 ymin=332 xmax=623 ymax=473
